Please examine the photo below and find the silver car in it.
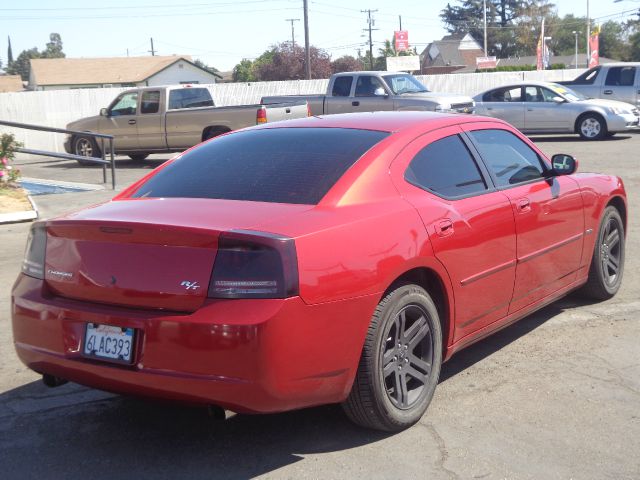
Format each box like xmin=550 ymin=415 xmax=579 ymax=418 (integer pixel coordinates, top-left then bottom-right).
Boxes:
xmin=473 ymin=81 xmax=639 ymax=140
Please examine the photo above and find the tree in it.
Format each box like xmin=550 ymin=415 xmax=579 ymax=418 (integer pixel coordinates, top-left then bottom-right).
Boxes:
xmin=6 ymin=48 xmax=40 ymax=81
xmin=43 ymin=33 xmax=64 ymax=58
xmin=193 ymin=59 xmax=220 ymax=75
xmin=232 ymin=59 xmax=258 ymax=82
xmin=7 ymin=36 xmax=13 ymax=64
xmin=598 ymin=21 xmax=629 ymax=60
xmin=255 ymin=42 xmax=331 ymax=81
xmin=331 ymin=55 xmax=362 ymax=73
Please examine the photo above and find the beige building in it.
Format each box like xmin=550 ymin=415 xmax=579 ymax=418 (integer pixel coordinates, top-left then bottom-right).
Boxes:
xmin=0 ymin=75 xmax=24 ymax=92
xmin=29 ymin=56 xmax=221 ymax=91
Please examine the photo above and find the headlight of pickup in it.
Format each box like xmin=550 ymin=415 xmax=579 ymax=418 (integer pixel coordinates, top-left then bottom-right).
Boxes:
xmin=608 ymin=106 xmax=632 ymax=115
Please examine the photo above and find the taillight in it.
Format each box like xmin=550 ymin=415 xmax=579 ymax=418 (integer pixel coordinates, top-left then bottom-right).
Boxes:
xmin=256 ymin=106 xmax=267 ymax=124
xmin=22 ymin=223 xmax=47 ymax=279
xmin=307 ymin=102 xmax=312 ymax=117
xmin=208 ymin=230 xmax=298 ymax=299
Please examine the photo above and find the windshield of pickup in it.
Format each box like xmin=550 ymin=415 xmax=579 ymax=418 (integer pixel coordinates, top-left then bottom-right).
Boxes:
xmin=382 ymin=74 xmax=430 ymax=94
xmin=548 ymin=83 xmax=588 ymax=102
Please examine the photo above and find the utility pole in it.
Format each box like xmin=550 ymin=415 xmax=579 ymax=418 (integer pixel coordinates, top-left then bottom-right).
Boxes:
xmin=149 ymin=37 xmax=156 ymax=56
xmin=399 ymin=15 xmax=402 ymax=30
xmin=361 ymin=9 xmax=379 ymax=70
xmin=285 ymin=18 xmax=300 ymax=46
xmin=483 ymin=0 xmax=488 ymax=55
xmin=303 ymin=0 xmax=311 ymax=79
xmin=586 ymin=0 xmax=590 ymax=67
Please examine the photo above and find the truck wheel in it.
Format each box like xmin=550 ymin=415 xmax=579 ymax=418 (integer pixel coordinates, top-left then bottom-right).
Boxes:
xmin=73 ymin=135 xmax=102 ymax=166
xmin=203 ymin=127 xmax=230 ymax=142
xmin=577 ymin=113 xmax=607 ymax=140
xmin=129 ymin=154 xmax=149 ymax=161
xmin=342 ymin=284 xmax=442 ymax=432
xmin=580 ymin=206 xmax=625 ymax=300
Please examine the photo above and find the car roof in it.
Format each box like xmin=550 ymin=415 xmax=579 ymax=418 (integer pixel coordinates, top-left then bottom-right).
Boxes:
xmin=254 ymin=111 xmax=494 ymax=134
xmin=332 ymin=71 xmax=408 ymax=77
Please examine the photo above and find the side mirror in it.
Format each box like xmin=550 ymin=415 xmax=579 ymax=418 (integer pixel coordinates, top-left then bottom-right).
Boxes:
xmin=100 ymin=108 xmax=109 ymax=117
xmin=550 ymin=154 xmax=578 ymax=175
xmin=552 ymin=96 xmax=565 ymax=104
xmin=374 ymin=87 xmax=388 ymax=97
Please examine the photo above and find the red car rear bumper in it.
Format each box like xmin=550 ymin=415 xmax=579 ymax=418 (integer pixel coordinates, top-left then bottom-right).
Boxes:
xmin=12 ymin=274 xmax=377 ymax=413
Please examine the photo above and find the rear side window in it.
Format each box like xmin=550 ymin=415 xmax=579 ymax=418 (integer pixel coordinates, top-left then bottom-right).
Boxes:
xmin=132 ymin=128 xmax=389 ymax=205
xmin=332 ymin=76 xmax=353 ymax=97
xmin=405 ymin=135 xmax=487 ymax=198
xmin=468 ymin=129 xmax=546 ymax=187
xmin=605 ymin=66 xmax=636 ymax=87
xmin=168 ymin=88 xmax=214 ymax=109
xmin=484 ymin=86 xmax=521 ymax=102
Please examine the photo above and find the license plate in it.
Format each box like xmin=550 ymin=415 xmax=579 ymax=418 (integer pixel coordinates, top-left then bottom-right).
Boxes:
xmin=83 ymin=323 xmax=135 ymax=364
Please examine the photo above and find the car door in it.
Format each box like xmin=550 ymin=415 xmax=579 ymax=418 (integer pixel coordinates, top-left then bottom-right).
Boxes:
xmin=324 ymin=75 xmax=357 ymax=115
xmin=478 ymin=86 xmax=525 ymax=130
xmin=464 ymin=126 xmax=585 ymax=314
xmin=390 ymin=125 xmax=517 ymax=341
xmin=335 ymin=75 xmax=394 ymax=114
xmin=523 ymin=85 xmax=571 ymax=132
xmin=601 ymin=66 xmax=637 ymax=105
xmin=98 ymin=91 xmax=139 ymax=151
xmin=136 ymin=89 xmax=165 ymax=151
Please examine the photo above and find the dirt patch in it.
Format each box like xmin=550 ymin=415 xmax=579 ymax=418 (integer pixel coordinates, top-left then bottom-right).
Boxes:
xmin=0 ymin=187 xmax=32 ymax=214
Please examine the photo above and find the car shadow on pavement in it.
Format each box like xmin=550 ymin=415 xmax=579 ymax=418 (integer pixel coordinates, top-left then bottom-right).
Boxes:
xmin=0 ymin=295 xmax=596 ymax=479
xmin=530 ymin=134 xmax=632 ymax=143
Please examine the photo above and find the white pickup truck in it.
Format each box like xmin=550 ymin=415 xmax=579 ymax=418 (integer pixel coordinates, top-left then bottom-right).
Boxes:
xmin=64 ymin=85 xmax=309 ymax=162
xmin=262 ymin=71 xmax=475 ymax=115
xmin=558 ymin=63 xmax=640 ymax=108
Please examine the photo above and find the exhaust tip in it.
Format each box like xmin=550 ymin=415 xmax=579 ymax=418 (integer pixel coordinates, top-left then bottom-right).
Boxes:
xmin=42 ymin=374 xmax=68 ymax=388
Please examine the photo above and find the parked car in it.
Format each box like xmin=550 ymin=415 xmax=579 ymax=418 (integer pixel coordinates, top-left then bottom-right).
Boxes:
xmin=261 ymin=71 xmax=475 ymax=115
xmin=64 ymin=85 xmax=309 ymax=163
xmin=558 ymin=62 xmax=640 ymax=107
xmin=14 ymin=112 xmax=626 ymax=431
xmin=473 ymin=81 xmax=639 ymax=140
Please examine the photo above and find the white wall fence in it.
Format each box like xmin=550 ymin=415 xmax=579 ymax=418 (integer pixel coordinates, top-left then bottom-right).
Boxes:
xmin=0 ymin=69 xmax=584 ymax=153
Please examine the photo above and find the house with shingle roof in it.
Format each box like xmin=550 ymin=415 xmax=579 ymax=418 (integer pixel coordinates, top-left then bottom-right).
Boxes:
xmin=0 ymin=75 xmax=24 ymax=92
xmin=421 ymin=34 xmax=485 ymax=74
xmin=29 ymin=55 xmax=221 ymax=91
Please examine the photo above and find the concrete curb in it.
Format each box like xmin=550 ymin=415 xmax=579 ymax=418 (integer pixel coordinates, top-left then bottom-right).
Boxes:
xmin=0 ymin=193 xmax=38 ymax=224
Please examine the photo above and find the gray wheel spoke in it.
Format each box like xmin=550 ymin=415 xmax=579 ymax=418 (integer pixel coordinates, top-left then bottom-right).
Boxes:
xmin=606 ymin=229 xmax=620 ymax=249
xmin=403 ymin=315 xmax=427 ymax=343
xmin=408 ymin=352 xmax=432 ymax=376
xmin=607 ymin=257 xmax=619 ymax=272
xmin=407 ymin=321 xmax=429 ymax=350
xmin=397 ymin=371 xmax=409 ymax=408
xmin=383 ymin=358 xmax=396 ymax=378
xmin=404 ymin=364 xmax=428 ymax=385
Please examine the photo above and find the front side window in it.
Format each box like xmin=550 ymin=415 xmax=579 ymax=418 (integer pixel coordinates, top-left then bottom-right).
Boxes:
xmin=109 ymin=92 xmax=138 ymax=116
xmin=524 ymin=86 xmax=545 ymax=102
xmin=468 ymin=129 xmax=546 ymax=187
xmin=331 ymin=76 xmax=353 ymax=97
xmin=405 ymin=134 xmax=487 ymax=198
xmin=140 ymin=91 xmax=160 ymax=114
xmin=355 ymin=76 xmax=386 ymax=97
xmin=605 ymin=66 xmax=636 ymax=87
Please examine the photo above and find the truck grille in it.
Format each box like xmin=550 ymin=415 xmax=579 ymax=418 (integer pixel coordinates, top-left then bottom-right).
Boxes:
xmin=451 ymin=102 xmax=475 ymax=114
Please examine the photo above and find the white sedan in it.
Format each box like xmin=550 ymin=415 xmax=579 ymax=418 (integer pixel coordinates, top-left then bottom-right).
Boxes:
xmin=473 ymin=81 xmax=639 ymax=140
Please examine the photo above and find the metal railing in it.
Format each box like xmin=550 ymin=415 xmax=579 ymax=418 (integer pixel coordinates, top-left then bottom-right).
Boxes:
xmin=0 ymin=119 xmax=116 ymax=189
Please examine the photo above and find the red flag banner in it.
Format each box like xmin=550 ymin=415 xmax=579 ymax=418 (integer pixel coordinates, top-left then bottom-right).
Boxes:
xmin=589 ymin=33 xmax=599 ymax=68
xmin=395 ymin=31 xmax=409 ymax=52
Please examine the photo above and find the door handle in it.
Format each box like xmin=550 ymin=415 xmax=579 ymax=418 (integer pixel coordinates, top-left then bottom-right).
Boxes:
xmin=128 ymin=119 xmax=137 ymax=125
xmin=527 ymin=108 xmax=533 ymax=111
xmin=436 ymin=219 xmax=454 ymax=237
xmin=517 ymin=198 xmax=531 ymax=212
xmin=352 ymin=101 xmax=360 ymax=106
xmin=285 ymin=108 xmax=291 ymax=113
xmin=486 ymin=107 xmax=493 ymax=111
xmin=603 ymin=90 xmax=613 ymax=95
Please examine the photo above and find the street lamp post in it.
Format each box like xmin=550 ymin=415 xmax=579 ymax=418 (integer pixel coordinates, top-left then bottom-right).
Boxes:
xmin=572 ymin=31 xmax=581 ymax=69
xmin=586 ymin=0 xmax=590 ymax=68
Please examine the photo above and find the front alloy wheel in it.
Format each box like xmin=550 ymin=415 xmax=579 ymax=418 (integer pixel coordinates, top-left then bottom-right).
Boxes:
xmin=578 ymin=114 xmax=607 ymax=140
xmin=342 ymin=284 xmax=442 ymax=431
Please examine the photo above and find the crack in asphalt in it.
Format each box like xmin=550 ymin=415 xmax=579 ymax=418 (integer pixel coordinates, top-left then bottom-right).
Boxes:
xmin=418 ymin=421 xmax=461 ymax=480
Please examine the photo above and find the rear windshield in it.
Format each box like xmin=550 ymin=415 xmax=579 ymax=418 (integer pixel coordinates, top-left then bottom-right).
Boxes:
xmin=132 ymin=128 xmax=389 ymax=204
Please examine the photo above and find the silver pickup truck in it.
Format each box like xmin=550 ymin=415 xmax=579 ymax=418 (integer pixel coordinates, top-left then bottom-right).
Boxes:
xmin=262 ymin=71 xmax=475 ymax=115
xmin=65 ymin=85 xmax=308 ymax=162
xmin=558 ymin=63 xmax=640 ymax=108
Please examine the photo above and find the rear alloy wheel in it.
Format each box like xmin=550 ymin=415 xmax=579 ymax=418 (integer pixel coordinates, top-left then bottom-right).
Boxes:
xmin=581 ymin=206 xmax=625 ymax=300
xmin=578 ymin=113 xmax=607 ymax=140
xmin=342 ymin=284 xmax=442 ymax=431
xmin=73 ymin=135 xmax=102 ymax=166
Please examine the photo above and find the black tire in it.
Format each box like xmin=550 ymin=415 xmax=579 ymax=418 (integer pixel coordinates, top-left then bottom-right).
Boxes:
xmin=581 ymin=206 xmax=625 ymax=300
xmin=342 ymin=284 xmax=442 ymax=432
xmin=203 ymin=127 xmax=230 ymax=142
xmin=129 ymin=154 xmax=149 ymax=161
xmin=73 ymin=135 xmax=102 ymax=166
xmin=577 ymin=113 xmax=607 ymax=140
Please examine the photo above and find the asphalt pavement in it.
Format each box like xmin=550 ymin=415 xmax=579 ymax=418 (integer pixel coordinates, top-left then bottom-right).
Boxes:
xmin=0 ymin=135 xmax=638 ymax=479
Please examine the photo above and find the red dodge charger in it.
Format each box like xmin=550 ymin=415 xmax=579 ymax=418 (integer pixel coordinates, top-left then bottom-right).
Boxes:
xmin=12 ymin=112 xmax=626 ymax=431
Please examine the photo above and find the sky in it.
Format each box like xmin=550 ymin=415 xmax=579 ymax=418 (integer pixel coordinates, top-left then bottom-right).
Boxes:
xmin=1 ymin=0 xmax=638 ymax=72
